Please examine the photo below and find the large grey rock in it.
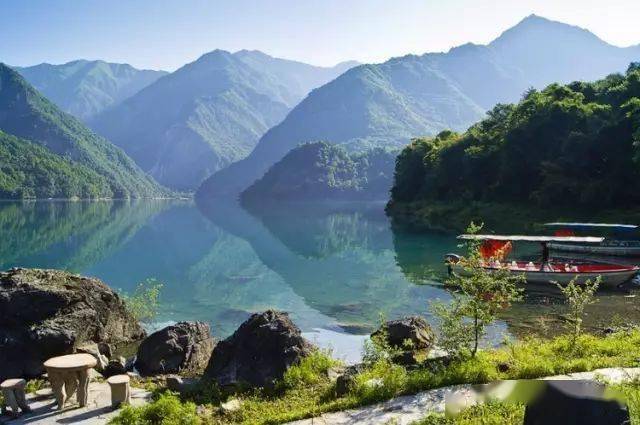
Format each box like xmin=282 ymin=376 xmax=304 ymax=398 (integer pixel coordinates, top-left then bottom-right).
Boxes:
xmin=203 ymin=310 xmax=313 ymax=388
xmin=0 ymin=268 xmax=145 ymax=381
xmin=371 ymin=316 xmax=435 ymax=350
xmin=135 ymin=321 xmax=215 ymax=376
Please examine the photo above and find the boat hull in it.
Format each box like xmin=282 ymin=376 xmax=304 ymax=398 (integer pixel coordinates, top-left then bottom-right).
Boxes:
xmin=451 ymin=264 xmax=638 ymax=289
xmin=549 ymin=242 xmax=640 ymax=257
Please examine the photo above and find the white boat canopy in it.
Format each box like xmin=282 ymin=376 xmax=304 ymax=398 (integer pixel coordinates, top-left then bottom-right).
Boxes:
xmin=457 ymin=234 xmax=605 ymax=243
xmin=544 ymin=222 xmax=638 ymax=229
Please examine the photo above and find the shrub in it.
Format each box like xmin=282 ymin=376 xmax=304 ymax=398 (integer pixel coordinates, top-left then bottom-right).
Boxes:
xmin=556 ymin=276 xmax=600 ymax=346
xmin=121 ymin=279 xmax=163 ymax=324
xmin=109 ymin=392 xmax=200 ymax=425
xmin=281 ymin=350 xmax=340 ymax=389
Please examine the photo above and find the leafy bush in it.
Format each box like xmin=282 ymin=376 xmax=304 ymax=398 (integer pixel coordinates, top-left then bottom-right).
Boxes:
xmin=109 ymin=392 xmax=200 ymax=425
xmin=557 ymin=276 xmax=600 ymax=346
xmin=121 ymin=279 xmax=163 ymax=324
xmin=281 ymin=350 xmax=341 ymax=389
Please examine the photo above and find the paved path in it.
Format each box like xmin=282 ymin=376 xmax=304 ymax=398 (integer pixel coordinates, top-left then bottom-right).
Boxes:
xmin=288 ymin=367 xmax=640 ymax=425
xmin=1 ymin=382 xmax=151 ymax=425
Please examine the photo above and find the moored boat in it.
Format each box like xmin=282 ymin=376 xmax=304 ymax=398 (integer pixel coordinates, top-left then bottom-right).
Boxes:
xmin=446 ymin=234 xmax=639 ymax=289
xmin=545 ymin=223 xmax=640 ymax=257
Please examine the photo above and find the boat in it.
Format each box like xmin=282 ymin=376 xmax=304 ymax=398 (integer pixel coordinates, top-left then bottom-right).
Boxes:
xmin=445 ymin=234 xmax=639 ymax=289
xmin=545 ymin=222 xmax=640 ymax=257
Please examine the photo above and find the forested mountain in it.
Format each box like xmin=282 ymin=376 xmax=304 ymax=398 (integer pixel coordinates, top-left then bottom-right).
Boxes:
xmin=91 ymin=50 xmax=357 ymax=190
xmin=16 ymin=60 xmax=166 ymax=120
xmin=240 ymin=142 xmax=396 ymax=203
xmin=0 ymin=63 xmax=166 ymax=199
xmin=389 ymin=64 xmax=640 ymax=209
xmin=198 ymin=15 xmax=640 ymax=198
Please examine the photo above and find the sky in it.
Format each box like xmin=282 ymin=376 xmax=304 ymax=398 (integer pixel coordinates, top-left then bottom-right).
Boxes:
xmin=1 ymin=0 xmax=639 ymax=71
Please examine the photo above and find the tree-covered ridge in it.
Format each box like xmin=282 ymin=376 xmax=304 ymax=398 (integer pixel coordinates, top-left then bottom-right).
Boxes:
xmin=0 ymin=63 xmax=167 ymax=198
xmin=0 ymin=131 xmax=111 ymax=199
xmin=390 ymin=64 xmax=640 ymax=208
xmin=91 ymin=50 xmax=357 ymax=190
xmin=240 ymin=142 xmax=397 ymax=202
xmin=16 ymin=60 xmax=167 ymax=120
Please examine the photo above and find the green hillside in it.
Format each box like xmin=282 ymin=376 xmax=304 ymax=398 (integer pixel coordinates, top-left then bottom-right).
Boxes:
xmin=0 ymin=63 xmax=167 ymax=199
xmin=198 ymin=15 xmax=640 ymax=199
xmin=16 ymin=60 xmax=166 ymax=120
xmin=389 ymin=63 xmax=640 ymax=210
xmin=240 ymin=142 xmax=396 ymax=203
xmin=91 ymin=50 xmax=356 ymax=190
xmin=0 ymin=131 xmax=111 ymax=199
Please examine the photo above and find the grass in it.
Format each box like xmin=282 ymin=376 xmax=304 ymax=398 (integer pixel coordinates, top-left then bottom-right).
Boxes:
xmin=413 ymin=379 xmax=640 ymax=425
xmin=109 ymin=330 xmax=640 ymax=424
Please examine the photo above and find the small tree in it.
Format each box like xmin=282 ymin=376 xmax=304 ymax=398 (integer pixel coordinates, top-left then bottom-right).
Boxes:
xmin=121 ymin=279 xmax=163 ymax=324
xmin=556 ymin=276 xmax=600 ymax=345
xmin=432 ymin=222 xmax=524 ymax=358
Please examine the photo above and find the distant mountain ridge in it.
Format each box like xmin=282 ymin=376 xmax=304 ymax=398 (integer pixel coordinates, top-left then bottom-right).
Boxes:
xmin=0 ymin=63 xmax=166 ymax=198
xmin=91 ymin=50 xmax=358 ymax=190
xmin=16 ymin=60 xmax=167 ymax=120
xmin=198 ymin=15 xmax=640 ymax=198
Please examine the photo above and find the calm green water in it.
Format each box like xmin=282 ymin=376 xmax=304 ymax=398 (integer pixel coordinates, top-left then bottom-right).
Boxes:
xmin=2 ymin=200 xmax=639 ymax=362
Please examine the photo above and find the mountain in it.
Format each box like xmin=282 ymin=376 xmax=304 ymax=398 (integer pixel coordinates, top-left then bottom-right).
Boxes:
xmin=0 ymin=63 xmax=166 ymax=199
xmin=240 ymin=142 xmax=396 ymax=203
xmin=197 ymin=15 xmax=640 ymax=198
xmin=389 ymin=64 xmax=640 ymax=212
xmin=91 ymin=50 xmax=358 ymax=190
xmin=16 ymin=60 xmax=166 ymax=120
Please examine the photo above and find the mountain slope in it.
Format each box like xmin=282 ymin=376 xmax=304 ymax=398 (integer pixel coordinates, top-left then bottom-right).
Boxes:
xmin=0 ymin=63 xmax=166 ymax=198
xmin=16 ymin=60 xmax=166 ymax=120
xmin=240 ymin=142 xmax=396 ymax=203
xmin=198 ymin=15 xmax=640 ymax=198
xmin=91 ymin=50 xmax=357 ymax=190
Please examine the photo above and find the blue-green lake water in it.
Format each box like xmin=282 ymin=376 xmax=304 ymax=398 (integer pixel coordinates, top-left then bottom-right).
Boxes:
xmin=3 ymin=200 xmax=639 ymax=362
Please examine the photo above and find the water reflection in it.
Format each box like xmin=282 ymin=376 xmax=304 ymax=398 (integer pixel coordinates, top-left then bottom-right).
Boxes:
xmin=2 ymin=199 xmax=639 ymax=361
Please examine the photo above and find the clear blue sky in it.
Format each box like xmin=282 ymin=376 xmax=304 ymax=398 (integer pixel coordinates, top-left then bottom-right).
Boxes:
xmin=1 ymin=0 xmax=638 ymax=71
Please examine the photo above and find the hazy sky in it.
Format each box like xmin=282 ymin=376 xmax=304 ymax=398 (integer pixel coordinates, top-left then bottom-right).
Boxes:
xmin=1 ymin=0 xmax=638 ymax=71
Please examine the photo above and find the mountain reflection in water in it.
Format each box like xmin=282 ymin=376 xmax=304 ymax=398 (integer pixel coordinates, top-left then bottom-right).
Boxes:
xmin=2 ymin=199 xmax=639 ymax=362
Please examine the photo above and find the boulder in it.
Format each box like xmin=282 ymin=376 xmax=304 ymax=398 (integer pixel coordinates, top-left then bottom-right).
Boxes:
xmin=76 ymin=342 xmax=109 ymax=371
xmin=203 ymin=310 xmax=313 ymax=388
xmin=371 ymin=316 xmax=435 ymax=351
xmin=335 ymin=364 xmax=365 ymax=397
xmin=135 ymin=322 xmax=215 ymax=376
xmin=103 ymin=356 xmax=127 ymax=377
xmin=0 ymin=268 xmax=145 ymax=381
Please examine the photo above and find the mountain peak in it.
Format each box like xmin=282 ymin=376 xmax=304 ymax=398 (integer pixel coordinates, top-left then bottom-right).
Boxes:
xmin=490 ymin=14 xmax=606 ymax=48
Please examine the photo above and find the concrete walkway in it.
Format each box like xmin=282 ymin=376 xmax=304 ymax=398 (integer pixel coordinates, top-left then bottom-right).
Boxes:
xmin=1 ymin=382 xmax=151 ymax=425
xmin=288 ymin=367 xmax=640 ymax=425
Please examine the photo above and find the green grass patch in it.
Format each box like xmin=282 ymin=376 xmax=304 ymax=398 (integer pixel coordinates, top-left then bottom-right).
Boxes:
xmin=109 ymin=392 xmax=201 ymax=425
xmin=414 ymin=401 xmax=525 ymax=425
xmin=110 ymin=330 xmax=640 ymax=424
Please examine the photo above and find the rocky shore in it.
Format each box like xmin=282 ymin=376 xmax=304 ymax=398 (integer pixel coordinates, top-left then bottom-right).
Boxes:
xmin=0 ymin=268 xmax=436 ymax=392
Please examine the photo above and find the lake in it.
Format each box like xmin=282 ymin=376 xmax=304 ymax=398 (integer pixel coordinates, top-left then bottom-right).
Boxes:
xmin=2 ymin=199 xmax=639 ymax=363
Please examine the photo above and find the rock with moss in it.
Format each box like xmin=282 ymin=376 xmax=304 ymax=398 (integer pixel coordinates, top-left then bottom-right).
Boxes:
xmin=0 ymin=268 xmax=145 ymax=380
xmin=135 ymin=321 xmax=215 ymax=376
xmin=203 ymin=310 xmax=314 ymax=388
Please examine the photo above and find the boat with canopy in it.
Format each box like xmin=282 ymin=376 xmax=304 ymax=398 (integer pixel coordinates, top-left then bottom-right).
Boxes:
xmin=544 ymin=222 xmax=640 ymax=256
xmin=445 ymin=234 xmax=639 ymax=289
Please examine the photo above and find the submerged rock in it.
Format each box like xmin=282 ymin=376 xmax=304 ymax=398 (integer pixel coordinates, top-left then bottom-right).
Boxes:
xmin=135 ymin=321 xmax=215 ymax=376
xmin=0 ymin=268 xmax=145 ymax=380
xmin=203 ymin=310 xmax=313 ymax=388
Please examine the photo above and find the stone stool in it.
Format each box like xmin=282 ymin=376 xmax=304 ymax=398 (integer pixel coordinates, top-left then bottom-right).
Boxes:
xmin=1 ymin=378 xmax=31 ymax=417
xmin=44 ymin=353 xmax=97 ymax=409
xmin=106 ymin=375 xmax=131 ymax=408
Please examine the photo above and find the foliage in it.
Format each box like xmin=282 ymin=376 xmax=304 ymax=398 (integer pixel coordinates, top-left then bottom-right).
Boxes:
xmin=110 ymin=330 xmax=640 ymax=424
xmin=0 ymin=130 xmax=111 ymax=199
xmin=280 ymin=350 xmax=341 ymax=390
xmin=390 ymin=65 xmax=640 ymax=209
xmin=121 ymin=279 xmax=163 ymax=324
xmin=432 ymin=223 xmax=524 ymax=357
xmin=0 ymin=63 xmax=167 ymax=198
xmin=240 ymin=142 xmax=398 ymax=202
xmin=109 ymin=392 xmax=200 ymax=425
xmin=556 ymin=276 xmax=600 ymax=345
xmin=414 ymin=401 xmax=525 ymax=425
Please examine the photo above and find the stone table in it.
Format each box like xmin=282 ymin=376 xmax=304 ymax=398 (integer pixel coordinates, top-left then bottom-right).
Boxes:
xmin=43 ymin=353 xmax=97 ymax=409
